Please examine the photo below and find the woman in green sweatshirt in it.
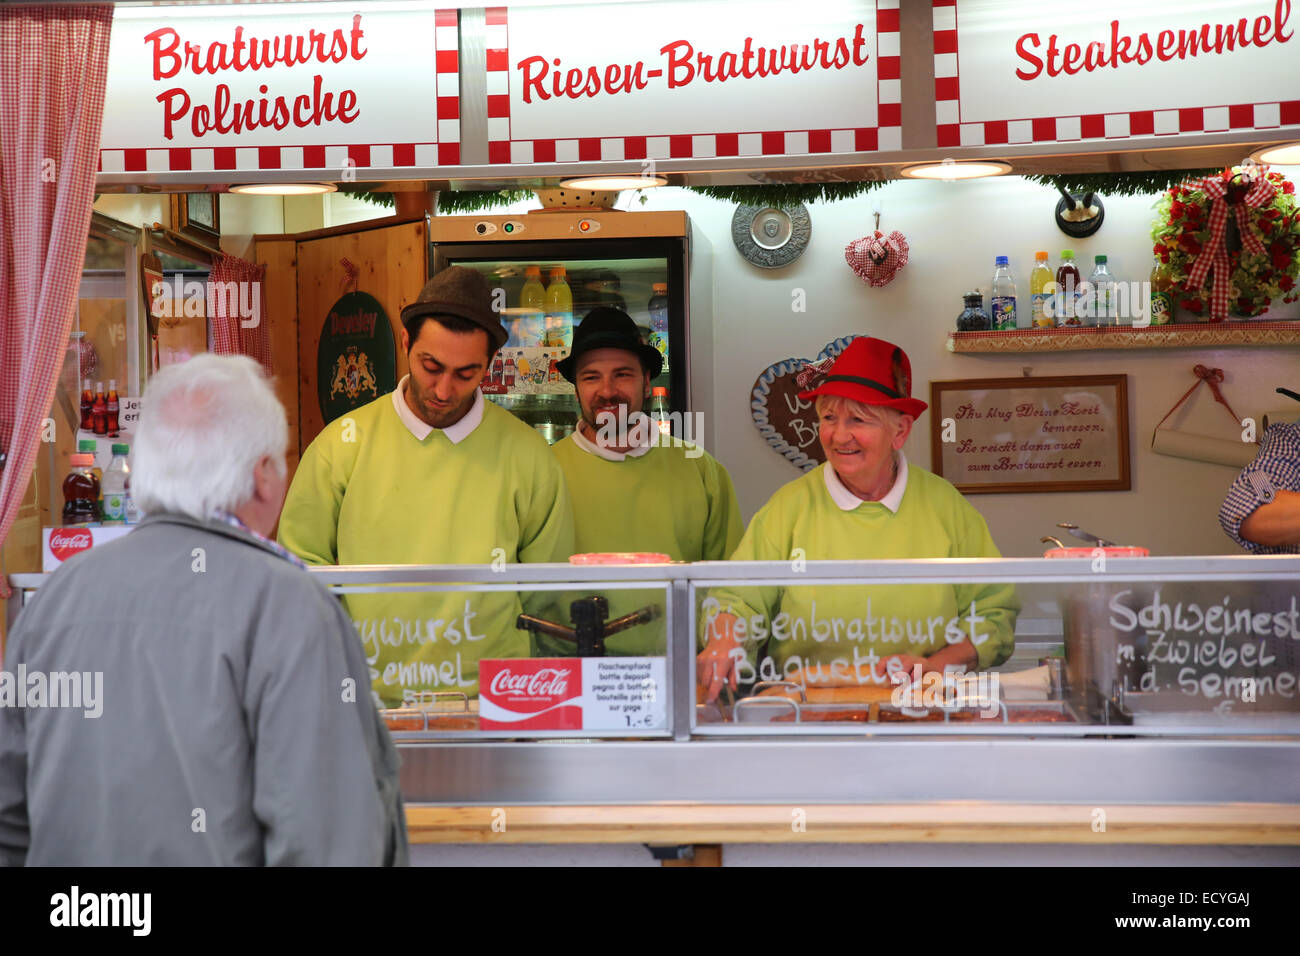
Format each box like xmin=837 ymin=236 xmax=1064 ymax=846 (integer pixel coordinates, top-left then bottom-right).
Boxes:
xmin=698 ymin=337 xmax=1019 ymax=703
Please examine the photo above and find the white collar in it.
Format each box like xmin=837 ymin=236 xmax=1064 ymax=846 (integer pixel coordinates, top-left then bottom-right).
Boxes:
xmin=823 ymin=450 xmax=909 ymax=513
xmin=391 ymin=375 xmax=484 ymax=444
xmin=571 ymin=423 xmax=653 ymax=461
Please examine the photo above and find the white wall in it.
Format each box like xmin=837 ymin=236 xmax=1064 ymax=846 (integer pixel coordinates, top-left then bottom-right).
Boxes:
xmin=471 ymin=176 xmax=1300 ymax=558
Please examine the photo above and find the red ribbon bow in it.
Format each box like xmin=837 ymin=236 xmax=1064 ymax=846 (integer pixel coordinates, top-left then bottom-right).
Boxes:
xmin=1185 ymin=173 xmax=1277 ymax=322
xmin=1152 ymin=364 xmax=1244 ymax=443
xmin=795 ymin=357 xmax=836 ymax=391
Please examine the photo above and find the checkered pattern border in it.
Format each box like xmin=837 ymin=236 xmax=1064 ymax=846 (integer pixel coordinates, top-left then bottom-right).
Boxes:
xmin=488 ymin=0 xmax=902 ymax=165
xmin=932 ymin=0 xmax=1300 ymax=148
xmin=97 ymin=7 xmax=461 ymax=173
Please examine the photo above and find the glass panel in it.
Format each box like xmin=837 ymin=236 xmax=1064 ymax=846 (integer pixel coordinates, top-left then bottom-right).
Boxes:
xmin=692 ymin=570 xmax=1300 ymax=734
xmin=449 ymin=256 xmax=671 ymax=443
xmin=321 ymin=575 xmax=671 ymax=739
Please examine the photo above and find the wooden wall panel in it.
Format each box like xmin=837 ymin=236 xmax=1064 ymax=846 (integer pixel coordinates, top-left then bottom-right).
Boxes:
xmin=294 ymin=220 xmax=427 ymax=452
xmin=254 ymin=238 xmax=301 ymax=473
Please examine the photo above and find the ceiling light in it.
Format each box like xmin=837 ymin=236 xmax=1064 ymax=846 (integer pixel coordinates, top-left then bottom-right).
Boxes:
xmin=228 ymin=182 xmax=338 ymax=196
xmin=1250 ymin=141 xmax=1300 ymax=165
xmin=900 ymin=160 xmax=1012 ymax=181
xmin=558 ymin=174 xmax=668 ymax=190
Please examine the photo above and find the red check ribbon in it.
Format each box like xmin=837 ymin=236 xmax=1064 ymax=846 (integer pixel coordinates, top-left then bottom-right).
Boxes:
xmin=339 ymin=257 xmax=359 ymax=294
xmin=795 ymin=357 xmax=836 ymax=391
xmin=1185 ymin=174 xmax=1277 ymax=322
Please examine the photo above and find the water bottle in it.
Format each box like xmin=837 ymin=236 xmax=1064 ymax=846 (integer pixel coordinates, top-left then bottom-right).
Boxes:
xmin=990 ymin=256 xmax=1017 ymax=330
xmin=1088 ymin=255 xmax=1116 ymax=326
xmin=647 ymin=283 xmax=669 ymax=374
xmin=102 ymin=443 xmax=131 ymax=525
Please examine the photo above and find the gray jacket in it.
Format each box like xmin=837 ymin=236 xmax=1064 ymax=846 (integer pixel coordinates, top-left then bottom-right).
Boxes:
xmin=0 ymin=512 xmax=408 ymax=865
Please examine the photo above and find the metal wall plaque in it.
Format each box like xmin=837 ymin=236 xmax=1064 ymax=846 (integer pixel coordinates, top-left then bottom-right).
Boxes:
xmin=732 ymin=203 xmax=812 ymax=269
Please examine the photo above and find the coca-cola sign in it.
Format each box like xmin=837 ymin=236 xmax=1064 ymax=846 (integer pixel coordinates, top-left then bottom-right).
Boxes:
xmin=48 ymin=529 xmax=93 ymax=563
xmin=478 ymin=657 xmax=668 ymax=732
xmin=479 ymin=658 xmax=583 ymax=730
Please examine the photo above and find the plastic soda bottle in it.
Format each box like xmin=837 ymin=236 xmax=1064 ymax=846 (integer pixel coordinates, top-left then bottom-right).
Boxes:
xmin=647 ymin=282 xmax=670 ymax=373
xmin=62 ymin=453 xmax=101 ymax=526
xmin=1030 ymin=251 xmax=1054 ymax=327
xmin=102 ymin=444 xmax=131 ymax=525
xmin=990 ymin=256 xmax=1017 ymax=330
xmin=648 ymin=385 xmax=672 ymax=438
xmin=516 ymin=266 xmax=546 ymax=347
xmin=1056 ymin=251 xmax=1082 ymax=325
xmin=544 ymin=266 xmax=573 ymax=349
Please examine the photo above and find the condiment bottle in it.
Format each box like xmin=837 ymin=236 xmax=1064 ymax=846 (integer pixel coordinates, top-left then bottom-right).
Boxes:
xmin=957 ymin=292 xmax=991 ymax=331
xmin=62 ymin=453 xmax=101 ymax=526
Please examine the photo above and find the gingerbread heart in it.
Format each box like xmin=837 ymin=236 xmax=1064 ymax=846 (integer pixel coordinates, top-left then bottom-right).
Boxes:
xmin=845 ymin=230 xmax=910 ymax=287
xmin=751 ymin=336 xmax=858 ymax=472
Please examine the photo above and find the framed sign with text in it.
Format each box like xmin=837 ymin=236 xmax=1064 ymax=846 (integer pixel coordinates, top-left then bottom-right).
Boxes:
xmin=100 ymin=2 xmax=461 ymax=175
xmin=933 ymin=0 xmax=1299 ymax=149
xmin=489 ymin=0 xmax=900 ymax=165
xmin=929 ymin=375 xmax=1130 ymax=494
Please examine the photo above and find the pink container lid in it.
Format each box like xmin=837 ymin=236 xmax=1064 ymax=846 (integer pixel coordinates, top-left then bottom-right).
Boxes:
xmin=569 ymin=552 xmax=673 ymax=565
xmin=1044 ymin=546 xmax=1149 ymax=558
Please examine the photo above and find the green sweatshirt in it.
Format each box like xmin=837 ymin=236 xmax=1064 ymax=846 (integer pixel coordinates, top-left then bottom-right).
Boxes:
xmin=705 ymin=458 xmax=1018 ymax=683
xmin=546 ymin=431 xmax=744 ymax=656
xmin=278 ymin=388 xmax=574 ymax=706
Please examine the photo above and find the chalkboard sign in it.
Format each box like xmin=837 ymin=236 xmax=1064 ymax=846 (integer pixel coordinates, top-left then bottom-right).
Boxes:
xmin=1065 ymin=580 xmax=1300 ymax=719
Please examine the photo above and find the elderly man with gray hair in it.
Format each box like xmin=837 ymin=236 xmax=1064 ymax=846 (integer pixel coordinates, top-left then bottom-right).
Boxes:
xmin=0 ymin=355 xmax=408 ymax=866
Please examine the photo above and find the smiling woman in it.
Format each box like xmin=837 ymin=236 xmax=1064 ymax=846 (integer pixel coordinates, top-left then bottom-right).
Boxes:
xmin=697 ymin=336 xmax=1021 ymax=704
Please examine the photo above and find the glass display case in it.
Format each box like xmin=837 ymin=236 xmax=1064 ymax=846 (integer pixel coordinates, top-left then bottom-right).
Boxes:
xmin=10 ymin=556 xmax=1300 ymax=809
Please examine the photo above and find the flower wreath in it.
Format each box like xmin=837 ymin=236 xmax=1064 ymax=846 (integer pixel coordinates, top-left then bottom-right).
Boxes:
xmin=1151 ymin=168 xmax=1299 ymax=321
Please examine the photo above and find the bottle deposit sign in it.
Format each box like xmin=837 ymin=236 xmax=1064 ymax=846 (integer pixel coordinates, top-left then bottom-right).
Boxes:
xmin=490 ymin=0 xmax=900 ymax=164
xmin=930 ymin=375 xmax=1131 ymax=494
xmin=935 ymin=0 xmax=1299 ymax=148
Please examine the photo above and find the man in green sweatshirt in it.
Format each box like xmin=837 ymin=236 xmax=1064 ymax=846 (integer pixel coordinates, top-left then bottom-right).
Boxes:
xmin=278 ymin=266 xmax=574 ymax=706
xmin=547 ymin=307 xmax=744 ymax=656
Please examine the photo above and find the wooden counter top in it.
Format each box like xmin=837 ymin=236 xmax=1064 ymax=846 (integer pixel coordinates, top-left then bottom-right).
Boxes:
xmin=405 ymin=802 xmax=1300 ymax=845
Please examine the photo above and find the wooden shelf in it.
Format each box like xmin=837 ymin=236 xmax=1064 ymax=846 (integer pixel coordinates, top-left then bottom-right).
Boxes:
xmin=405 ymin=803 xmax=1300 ymax=845
xmin=948 ymin=321 xmax=1300 ymax=353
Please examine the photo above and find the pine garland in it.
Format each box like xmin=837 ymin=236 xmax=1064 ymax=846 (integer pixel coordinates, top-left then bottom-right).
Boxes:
xmin=1021 ymin=169 xmax=1223 ymax=198
xmin=681 ymin=181 xmax=886 ymax=205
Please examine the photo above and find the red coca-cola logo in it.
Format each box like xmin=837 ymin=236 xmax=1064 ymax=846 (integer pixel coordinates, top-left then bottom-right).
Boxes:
xmin=49 ymin=529 xmax=93 ymax=562
xmin=488 ymin=666 xmax=572 ymax=698
xmin=479 ymin=658 xmax=583 ymax=731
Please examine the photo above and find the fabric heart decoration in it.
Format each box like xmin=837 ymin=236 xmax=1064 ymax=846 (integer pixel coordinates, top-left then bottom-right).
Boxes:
xmin=844 ymin=230 xmax=910 ymax=287
xmin=751 ymin=336 xmax=858 ymax=472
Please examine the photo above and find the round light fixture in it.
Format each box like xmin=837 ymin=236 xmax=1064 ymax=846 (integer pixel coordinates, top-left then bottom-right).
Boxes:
xmin=900 ymin=159 xmax=1012 ymax=181
xmin=1250 ymin=141 xmax=1300 ymax=166
xmin=558 ymin=174 xmax=668 ymax=190
xmin=228 ymin=182 xmax=338 ymax=196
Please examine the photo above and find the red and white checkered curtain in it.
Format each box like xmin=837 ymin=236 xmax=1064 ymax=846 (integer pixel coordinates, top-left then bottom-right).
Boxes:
xmin=209 ymin=253 xmax=273 ymax=377
xmin=0 ymin=4 xmax=113 ymax=595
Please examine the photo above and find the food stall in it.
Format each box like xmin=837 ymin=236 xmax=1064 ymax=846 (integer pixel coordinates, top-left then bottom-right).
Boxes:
xmin=5 ymin=0 xmax=1300 ymax=867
